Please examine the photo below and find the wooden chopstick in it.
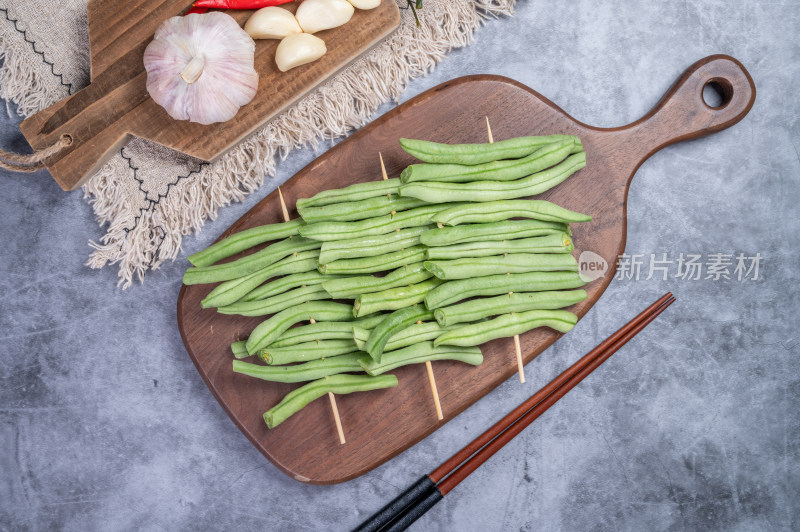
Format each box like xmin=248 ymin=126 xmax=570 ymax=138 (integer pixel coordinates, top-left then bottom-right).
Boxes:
xmin=354 ymin=292 xmax=675 ymax=532
xmin=430 ymin=291 xmax=674 ymax=484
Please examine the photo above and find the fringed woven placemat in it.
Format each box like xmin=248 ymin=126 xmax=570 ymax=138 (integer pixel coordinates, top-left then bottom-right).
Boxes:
xmin=0 ymin=0 xmax=515 ymax=287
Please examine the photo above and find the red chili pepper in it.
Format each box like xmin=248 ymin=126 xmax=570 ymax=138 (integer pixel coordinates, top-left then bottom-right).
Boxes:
xmin=185 ymin=6 xmax=209 ymax=14
xmin=193 ymin=0 xmax=294 ymax=8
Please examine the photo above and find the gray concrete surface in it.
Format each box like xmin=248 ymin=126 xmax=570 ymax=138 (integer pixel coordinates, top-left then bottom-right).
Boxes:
xmin=1 ymin=2 xmax=798 ymax=530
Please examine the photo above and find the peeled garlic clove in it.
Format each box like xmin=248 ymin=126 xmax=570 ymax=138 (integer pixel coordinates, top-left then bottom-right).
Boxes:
xmin=347 ymin=0 xmax=381 ymax=9
xmin=295 ymin=0 xmax=354 ymax=34
xmin=275 ymin=33 xmax=327 ymax=72
xmin=245 ymin=7 xmax=302 ymax=39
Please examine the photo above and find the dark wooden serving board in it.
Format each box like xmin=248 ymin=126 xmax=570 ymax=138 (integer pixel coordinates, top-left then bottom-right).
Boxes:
xmin=19 ymin=0 xmax=400 ymax=191
xmin=177 ymin=55 xmax=754 ymax=484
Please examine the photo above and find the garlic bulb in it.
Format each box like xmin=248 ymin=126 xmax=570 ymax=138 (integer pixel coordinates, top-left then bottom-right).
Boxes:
xmin=275 ymin=33 xmax=327 ymax=72
xmin=295 ymin=0 xmax=355 ymax=34
xmin=143 ymin=13 xmax=259 ymax=125
xmin=245 ymin=7 xmax=303 ymax=39
xmin=347 ymin=0 xmax=381 ymax=8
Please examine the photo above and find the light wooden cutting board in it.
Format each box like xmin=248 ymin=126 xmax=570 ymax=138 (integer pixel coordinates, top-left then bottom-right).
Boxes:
xmin=19 ymin=0 xmax=401 ymax=190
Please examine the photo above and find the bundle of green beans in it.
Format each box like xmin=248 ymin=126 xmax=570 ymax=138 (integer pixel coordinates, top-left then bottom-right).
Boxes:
xmin=183 ymin=134 xmax=591 ymax=429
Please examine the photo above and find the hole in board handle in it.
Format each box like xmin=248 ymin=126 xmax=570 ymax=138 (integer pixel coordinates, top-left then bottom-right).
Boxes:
xmin=702 ymin=78 xmax=734 ymax=110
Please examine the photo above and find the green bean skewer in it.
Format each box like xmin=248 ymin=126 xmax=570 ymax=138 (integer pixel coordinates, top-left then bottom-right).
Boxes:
xmin=299 ymin=195 xmax=428 ymax=223
xmin=217 ymin=284 xmax=331 ymax=317
xmin=425 ymin=233 xmax=573 ymax=259
xmin=353 ymin=278 xmax=443 ymax=317
xmin=277 ymin=188 xmax=348 ymax=443
xmin=434 ymin=289 xmax=588 ymax=327
xmin=399 ymin=152 xmax=586 ymax=203
xmin=187 ymin=218 xmax=304 ymax=267
xmin=425 ymin=271 xmax=586 ymax=309
xmin=485 ymin=117 xmax=526 ymax=383
xmin=201 ymin=250 xmax=320 ymax=309
xmin=257 ymin=340 xmax=358 ymax=365
xmin=321 ymin=262 xmax=433 ymax=299
xmin=233 ymin=354 xmax=364 ymax=383
xmin=398 ymin=134 xmax=576 ymax=165
xmin=359 ymin=342 xmax=483 ymax=376
xmin=183 ymin=237 xmax=321 ymax=285
xmin=318 ymin=226 xmax=431 ymax=264
xmin=424 ymin=253 xmax=579 ymax=280
xmin=434 ymin=309 xmax=579 ymax=347
xmin=420 ymin=219 xmax=569 ymax=247
xmin=319 ymin=246 xmax=427 ymax=275
xmin=381 ymin=153 xmax=444 ymax=420
xmin=432 ymin=199 xmax=591 ymax=226
xmin=400 ymin=138 xmax=579 ymax=183
xmin=263 ymin=374 xmax=399 ymax=429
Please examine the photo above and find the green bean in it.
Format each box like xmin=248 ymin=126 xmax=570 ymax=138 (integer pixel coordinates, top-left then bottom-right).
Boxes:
xmin=183 ymin=237 xmax=321 ymax=285
xmin=296 ymin=179 xmax=401 ymax=209
xmin=318 ymin=226 xmax=431 ymax=264
xmin=270 ymin=315 xmax=386 ymax=348
xmin=353 ymin=327 xmax=369 ymax=349
xmin=233 ymin=354 xmax=364 ymax=384
xmin=299 ymin=204 xmax=459 ymax=242
xmin=353 ymin=321 xmax=457 ymax=351
xmin=240 ymin=271 xmax=343 ymax=302
xmin=298 ymin=195 xmax=428 ymax=223
xmin=216 ymin=285 xmax=330 ymax=317
xmin=420 ymin=220 xmax=569 ymax=247
xmin=187 ymin=219 xmax=304 ymax=267
xmin=432 ymin=200 xmax=591 ymax=226
xmin=264 ymin=374 xmax=398 ymax=428
xmin=434 ymin=290 xmax=587 ymax=327
xmin=353 ymin=278 xmax=443 ymax=317
xmin=319 ymin=246 xmax=427 ymax=275
xmin=399 ymin=152 xmax=586 ymax=203
xmin=231 ymin=340 xmax=249 ymax=359
xmin=399 ymin=135 xmax=578 ymax=165
xmin=359 ymin=342 xmax=483 ymax=376
xmin=201 ymin=250 xmax=319 ymax=309
xmin=321 ymin=262 xmax=433 ymax=299
xmin=434 ymin=309 xmax=578 ymax=347
xmin=246 ymin=302 xmax=354 ymax=354
xmin=364 ymin=305 xmax=434 ymax=361
xmin=424 ymin=271 xmax=586 ymax=308
xmin=424 ymin=254 xmax=579 ymax=280
xmin=400 ymin=139 xmax=578 ymax=183
xmin=256 ymin=340 xmax=358 ymax=365
xmin=426 ymin=233 xmax=574 ymax=260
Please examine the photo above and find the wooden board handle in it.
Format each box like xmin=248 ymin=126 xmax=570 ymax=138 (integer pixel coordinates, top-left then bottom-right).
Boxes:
xmin=19 ymin=48 xmax=148 ymax=191
xmin=609 ymin=54 xmax=756 ymax=166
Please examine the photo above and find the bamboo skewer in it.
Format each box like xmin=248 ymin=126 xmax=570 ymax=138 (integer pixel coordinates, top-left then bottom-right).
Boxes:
xmin=484 ymin=116 xmax=526 ymax=383
xmin=425 ymin=358 xmax=444 ymax=420
xmin=328 ymin=393 xmax=345 ymax=445
xmin=379 ymin=152 xmax=389 ymax=181
xmin=277 ymin=187 xmax=290 ymax=225
xmin=278 ymin=187 xmax=347 ymax=444
xmin=381 ymin=153 xmax=444 ymax=420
